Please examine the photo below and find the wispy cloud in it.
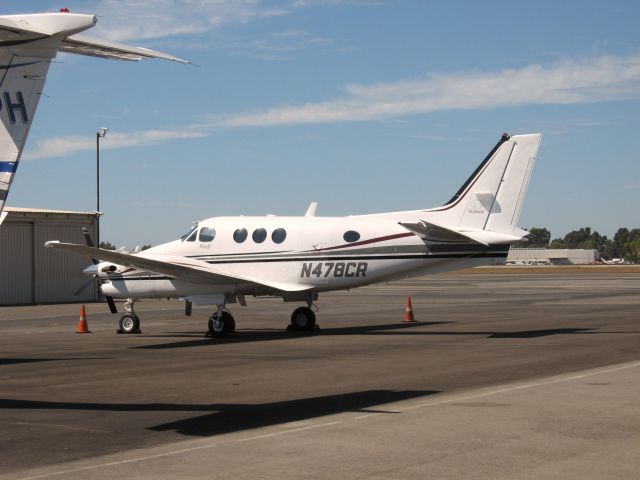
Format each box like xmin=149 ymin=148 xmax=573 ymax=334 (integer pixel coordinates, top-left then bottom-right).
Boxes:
xmin=211 ymin=54 xmax=640 ymax=127
xmin=91 ymin=0 xmax=289 ymax=42
xmin=26 ymin=54 xmax=640 ymax=159
xmin=25 ymin=127 xmax=208 ymax=160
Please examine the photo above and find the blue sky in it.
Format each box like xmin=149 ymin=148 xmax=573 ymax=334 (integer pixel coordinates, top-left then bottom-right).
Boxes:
xmin=6 ymin=0 xmax=640 ymax=246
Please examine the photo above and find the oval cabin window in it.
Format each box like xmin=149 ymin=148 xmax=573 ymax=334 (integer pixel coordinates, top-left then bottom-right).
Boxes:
xmin=233 ymin=228 xmax=248 ymax=243
xmin=272 ymin=228 xmax=287 ymax=244
xmin=252 ymin=228 xmax=267 ymax=243
xmin=343 ymin=230 xmax=361 ymax=243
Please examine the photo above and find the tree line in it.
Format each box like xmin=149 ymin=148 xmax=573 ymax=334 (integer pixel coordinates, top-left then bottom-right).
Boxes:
xmin=514 ymin=227 xmax=640 ymax=262
xmin=99 ymin=241 xmax=152 ymax=251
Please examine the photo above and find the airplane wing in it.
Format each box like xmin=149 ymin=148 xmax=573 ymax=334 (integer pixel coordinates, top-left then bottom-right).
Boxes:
xmin=59 ymin=36 xmax=190 ymax=63
xmin=45 ymin=241 xmax=311 ymax=293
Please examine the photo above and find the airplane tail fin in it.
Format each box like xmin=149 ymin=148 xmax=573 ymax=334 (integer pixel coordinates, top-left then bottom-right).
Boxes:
xmin=431 ymin=133 xmax=541 ymax=238
xmin=0 ymin=12 xmax=187 ymax=216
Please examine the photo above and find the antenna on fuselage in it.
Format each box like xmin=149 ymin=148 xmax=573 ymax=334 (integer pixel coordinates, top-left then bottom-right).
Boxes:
xmin=305 ymin=202 xmax=318 ymax=217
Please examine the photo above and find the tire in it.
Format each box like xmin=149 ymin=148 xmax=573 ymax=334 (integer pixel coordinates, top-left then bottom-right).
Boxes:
xmin=208 ymin=311 xmax=236 ymax=337
xmin=290 ymin=307 xmax=316 ymax=331
xmin=119 ymin=313 xmax=140 ymax=334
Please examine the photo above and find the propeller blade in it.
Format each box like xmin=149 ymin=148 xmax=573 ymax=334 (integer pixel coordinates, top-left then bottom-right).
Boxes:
xmin=81 ymin=227 xmax=99 ymax=265
xmin=106 ymin=296 xmax=118 ymax=314
xmin=73 ymin=277 xmax=95 ymax=297
xmin=82 ymin=227 xmax=95 ymax=247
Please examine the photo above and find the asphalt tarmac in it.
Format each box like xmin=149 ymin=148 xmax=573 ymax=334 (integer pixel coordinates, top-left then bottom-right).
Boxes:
xmin=1 ymin=270 xmax=639 ymax=479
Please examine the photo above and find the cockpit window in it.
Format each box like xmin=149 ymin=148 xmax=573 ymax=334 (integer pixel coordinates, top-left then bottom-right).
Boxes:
xmin=180 ymin=224 xmax=198 ymax=241
xmin=199 ymin=227 xmax=216 ymax=242
xmin=186 ymin=229 xmax=198 ymax=242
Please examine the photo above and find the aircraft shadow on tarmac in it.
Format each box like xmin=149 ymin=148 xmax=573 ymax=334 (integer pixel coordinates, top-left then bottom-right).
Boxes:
xmin=132 ymin=323 xmax=603 ymax=350
xmin=0 ymin=357 xmax=111 ymax=366
xmin=0 ymin=389 xmax=437 ymax=437
xmin=132 ymin=321 xmax=449 ymax=349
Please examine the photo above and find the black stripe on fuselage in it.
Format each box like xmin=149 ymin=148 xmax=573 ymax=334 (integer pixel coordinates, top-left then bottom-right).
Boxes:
xmin=108 ymin=252 xmax=508 ymax=281
xmin=189 ymin=244 xmax=509 ymax=261
xmin=201 ymin=252 xmax=508 ymax=264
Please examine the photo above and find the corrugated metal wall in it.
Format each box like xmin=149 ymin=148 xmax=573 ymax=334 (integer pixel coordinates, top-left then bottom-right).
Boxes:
xmin=0 ymin=214 xmax=97 ymax=305
xmin=0 ymin=222 xmax=34 ymax=304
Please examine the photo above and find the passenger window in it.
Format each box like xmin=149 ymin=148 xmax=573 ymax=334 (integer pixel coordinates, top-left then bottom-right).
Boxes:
xmin=233 ymin=228 xmax=248 ymax=243
xmin=252 ymin=228 xmax=267 ymax=243
xmin=199 ymin=227 xmax=216 ymax=242
xmin=186 ymin=229 xmax=198 ymax=242
xmin=343 ymin=230 xmax=360 ymax=243
xmin=272 ymin=228 xmax=287 ymax=244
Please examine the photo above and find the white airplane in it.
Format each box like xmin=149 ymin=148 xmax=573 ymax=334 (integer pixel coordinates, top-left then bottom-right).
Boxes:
xmin=0 ymin=10 xmax=186 ymax=226
xmin=47 ymin=133 xmax=542 ymax=336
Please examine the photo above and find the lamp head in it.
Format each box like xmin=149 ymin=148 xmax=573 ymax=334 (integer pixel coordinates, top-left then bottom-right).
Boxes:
xmin=98 ymin=127 xmax=109 ymax=137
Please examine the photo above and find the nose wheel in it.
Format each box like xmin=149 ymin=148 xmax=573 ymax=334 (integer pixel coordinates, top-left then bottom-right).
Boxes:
xmin=117 ymin=298 xmax=141 ymax=334
xmin=118 ymin=313 xmax=140 ymax=334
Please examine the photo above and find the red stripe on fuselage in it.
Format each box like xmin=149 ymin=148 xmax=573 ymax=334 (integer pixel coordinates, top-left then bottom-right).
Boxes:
xmin=315 ymin=232 xmax=415 ymax=252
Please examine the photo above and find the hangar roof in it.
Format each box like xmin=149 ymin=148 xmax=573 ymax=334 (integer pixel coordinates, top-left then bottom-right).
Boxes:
xmin=5 ymin=207 xmax=99 ymax=218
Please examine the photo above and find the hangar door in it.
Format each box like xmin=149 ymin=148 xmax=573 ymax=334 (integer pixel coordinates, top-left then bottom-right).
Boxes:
xmin=0 ymin=218 xmax=97 ymax=305
xmin=0 ymin=222 xmax=34 ymax=304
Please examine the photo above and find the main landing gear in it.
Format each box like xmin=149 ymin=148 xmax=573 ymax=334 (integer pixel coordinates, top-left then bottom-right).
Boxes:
xmin=206 ymin=302 xmax=236 ymax=338
xmin=287 ymin=296 xmax=319 ymax=332
xmin=117 ymin=298 xmax=141 ymax=334
xmin=204 ymin=294 xmax=319 ymax=339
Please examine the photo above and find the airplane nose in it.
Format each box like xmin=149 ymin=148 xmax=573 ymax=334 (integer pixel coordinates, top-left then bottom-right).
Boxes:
xmin=83 ymin=263 xmax=98 ymax=276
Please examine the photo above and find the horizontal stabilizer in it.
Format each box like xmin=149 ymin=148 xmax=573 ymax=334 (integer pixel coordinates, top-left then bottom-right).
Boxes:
xmin=399 ymin=220 xmax=527 ymax=246
xmin=60 ymin=36 xmax=190 ymax=63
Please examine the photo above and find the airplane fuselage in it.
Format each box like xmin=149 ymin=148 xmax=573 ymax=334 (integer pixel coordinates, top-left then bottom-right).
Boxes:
xmin=97 ymin=215 xmax=508 ymax=302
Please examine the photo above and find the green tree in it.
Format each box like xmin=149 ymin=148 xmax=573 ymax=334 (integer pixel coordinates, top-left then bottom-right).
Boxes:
xmin=625 ymin=239 xmax=640 ymax=262
xmin=99 ymin=241 xmax=116 ymax=250
xmin=514 ymin=227 xmax=551 ymax=248
xmin=549 ymin=227 xmax=609 ymax=255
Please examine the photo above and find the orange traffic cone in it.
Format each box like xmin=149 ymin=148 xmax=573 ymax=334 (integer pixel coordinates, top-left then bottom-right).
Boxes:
xmin=76 ymin=304 xmax=91 ymax=333
xmin=404 ymin=296 xmax=416 ymax=322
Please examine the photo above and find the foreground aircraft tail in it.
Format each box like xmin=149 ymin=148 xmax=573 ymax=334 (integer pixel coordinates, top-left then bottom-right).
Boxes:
xmin=0 ymin=11 xmax=187 ymax=219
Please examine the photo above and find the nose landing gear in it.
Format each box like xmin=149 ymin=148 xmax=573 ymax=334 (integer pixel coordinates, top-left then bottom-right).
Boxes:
xmin=117 ymin=298 xmax=141 ymax=334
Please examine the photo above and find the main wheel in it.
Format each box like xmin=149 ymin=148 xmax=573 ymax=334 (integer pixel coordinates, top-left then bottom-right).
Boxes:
xmin=208 ymin=311 xmax=236 ymax=337
xmin=290 ymin=307 xmax=316 ymax=331
xmin=119 ymin=313 xmax=140 ymax=334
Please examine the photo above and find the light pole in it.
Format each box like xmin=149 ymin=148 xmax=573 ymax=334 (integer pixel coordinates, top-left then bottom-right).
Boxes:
xmin=96 ymin=127 xmax=108 ymax=247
